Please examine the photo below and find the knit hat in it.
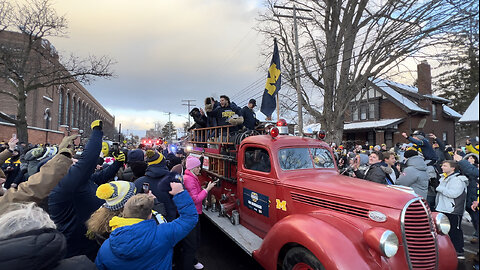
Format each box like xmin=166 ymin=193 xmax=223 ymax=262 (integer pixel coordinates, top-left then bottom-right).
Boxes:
xmin=186 ymin=155 xmax=201 ymax=170
xmin=145 ymin=150 xmax=164 ymax=166
xmin=404 ymin=149 xmax=418 ymax=159
xmin=127 ymin=149 xmax=144 ymax=163
xmin=96 ymin=181 xmax=137 ymax=211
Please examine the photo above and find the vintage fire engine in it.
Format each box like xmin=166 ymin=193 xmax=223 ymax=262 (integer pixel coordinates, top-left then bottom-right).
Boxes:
xmin=187 ymin=122 xmax=457 ymax=270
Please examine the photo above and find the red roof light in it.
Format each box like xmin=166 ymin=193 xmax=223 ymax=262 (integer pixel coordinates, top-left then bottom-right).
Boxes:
xmin=270 ymin=127 xmax=279 ymax=138
xmin=276 ymin=119 xmax=287 ymax=126
xmin=318 ymin=131 xmax=326 ymax=140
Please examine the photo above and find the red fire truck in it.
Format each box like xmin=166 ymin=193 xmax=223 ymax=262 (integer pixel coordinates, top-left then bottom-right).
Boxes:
xmin=188 ymin=123 xmax=457 ymax=270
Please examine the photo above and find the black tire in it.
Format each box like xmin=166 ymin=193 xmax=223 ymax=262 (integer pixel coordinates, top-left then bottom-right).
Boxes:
xmin=282 ymin=247 xmax=325 ymax=270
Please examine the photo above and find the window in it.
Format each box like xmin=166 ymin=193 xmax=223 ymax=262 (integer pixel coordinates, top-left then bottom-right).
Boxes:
xmin=58 ymin=89 xmax=63 ymax=126
xmin=278 ymin=148 xmax=335 ymax=170
xmin=432 ymin=104 xmax=437 ymax=120
xmin=369 ymin=103 xmax=375 ymax=119
xmin=360 ymin=105 xmax=367 ymax=120
xmin=244 ymin=147 xmax=271 ymax=172
xmin=353 ymin=107 xmax=359 ymax=121
xmin=442 ymin=132 xmax=447 ymax=142
xmin=65 ymin=93 xmax=70 ymax=126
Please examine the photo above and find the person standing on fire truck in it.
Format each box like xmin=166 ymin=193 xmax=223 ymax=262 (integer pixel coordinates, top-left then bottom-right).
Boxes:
xmin=241 ymin=99 xmax=259 ymax=130
xmin=206 ymin=95 xmax=243 ymax=135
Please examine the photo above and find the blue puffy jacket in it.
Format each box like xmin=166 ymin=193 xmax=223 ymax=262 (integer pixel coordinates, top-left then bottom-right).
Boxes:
xmin=48 ymin=128 xmax=123 ymax=260
xmin=95 ymin=191 xmax=198 ymax=270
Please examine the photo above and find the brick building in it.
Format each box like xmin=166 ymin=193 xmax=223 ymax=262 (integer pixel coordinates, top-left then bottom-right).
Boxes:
xmin=343 ymin=61 xmax=461 ymax=147
xmin=0 ymin=31 xmax=115 ymax=144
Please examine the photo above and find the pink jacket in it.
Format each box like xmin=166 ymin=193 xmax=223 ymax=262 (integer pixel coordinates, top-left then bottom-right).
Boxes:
xmin=183 ymin=169 xmax=207 ymax=214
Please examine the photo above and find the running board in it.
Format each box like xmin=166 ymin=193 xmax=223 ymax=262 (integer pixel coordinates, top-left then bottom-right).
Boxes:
xmin=203 ymin=210 xmax=263 ymax=256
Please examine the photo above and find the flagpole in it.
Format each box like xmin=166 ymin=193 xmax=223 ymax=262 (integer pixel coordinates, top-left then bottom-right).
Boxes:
xmin=276 ymin=92 xmax=280 ymax=121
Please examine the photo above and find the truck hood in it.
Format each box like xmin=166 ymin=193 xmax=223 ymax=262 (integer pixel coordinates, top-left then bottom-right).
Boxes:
xmin=281 ymin=171 xmax=418 ymax=210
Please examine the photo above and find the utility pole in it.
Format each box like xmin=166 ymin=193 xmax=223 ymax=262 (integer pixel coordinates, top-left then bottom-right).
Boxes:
xmin=182 ymin=99 xmax=196 ymax=127
xmin=165 ymin=112 xmax=172 ymax=141
xmin=274 ymin=4 xmax=312 ymax=136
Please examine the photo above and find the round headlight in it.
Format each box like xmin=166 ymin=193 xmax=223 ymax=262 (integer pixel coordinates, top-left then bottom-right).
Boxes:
xmin=379 ymin=230 xmax=399 ymax=258
xmin=434 ymin=212 xmax=450 ymax=235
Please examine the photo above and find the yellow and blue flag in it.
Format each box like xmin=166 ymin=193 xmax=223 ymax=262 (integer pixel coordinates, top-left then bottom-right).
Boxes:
xmin=260 ymin=39 xmax=281 ymax=118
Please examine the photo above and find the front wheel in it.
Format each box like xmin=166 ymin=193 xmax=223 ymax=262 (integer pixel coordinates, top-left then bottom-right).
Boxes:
xmin=282 ymin=247 xmax=325 ymax=270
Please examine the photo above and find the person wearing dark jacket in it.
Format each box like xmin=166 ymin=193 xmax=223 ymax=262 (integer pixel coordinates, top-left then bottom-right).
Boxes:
xmin=402 ymin=131 xmax=437 ymax=164
xmin=204 ymin=97 xmax=219 ymax=128
xmin=454 ymin=153 xmax=479 ymax=241
xmin=1 ymin=151 xmax=21 ymax=189
xmin=188 ymin=107 xmax=208 ymax=131
xmin=396 ymin=150 xmax=429 ymax=199
xmin=206 ymin=95 xmax=243 ymax=134
xmin=429 ymin=133 xmax=451 ymax=163
xmin=241 ymin=99 xmax=259 ymax=130
xmin=0 ymin=202 xmax=96 ymax=270
xmin=48 ymin=120 xmax=125 ymax=260
xmin=134 ymin=150 xmax=183 ymax=222
xmin=353 ymin=151 xmax=391 ymax=184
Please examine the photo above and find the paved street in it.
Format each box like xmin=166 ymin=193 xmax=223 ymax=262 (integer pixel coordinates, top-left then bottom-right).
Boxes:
xmin=197 ymin=215 xmax=479 ymax=270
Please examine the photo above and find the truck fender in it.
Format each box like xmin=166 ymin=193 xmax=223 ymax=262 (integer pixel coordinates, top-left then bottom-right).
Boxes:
xmin=253 ymin=214 xmax=376 ymax=270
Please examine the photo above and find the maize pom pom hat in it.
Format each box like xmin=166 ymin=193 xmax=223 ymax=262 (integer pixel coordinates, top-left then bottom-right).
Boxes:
xmin=145 ymin=150 xmax=164 ymax=165
xmin=96 ymin=181 xmax=137 ymax=211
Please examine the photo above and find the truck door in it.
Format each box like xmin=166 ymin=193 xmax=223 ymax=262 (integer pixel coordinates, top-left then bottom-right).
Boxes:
xmin=238 ymin=146 xmax=276 ymax=237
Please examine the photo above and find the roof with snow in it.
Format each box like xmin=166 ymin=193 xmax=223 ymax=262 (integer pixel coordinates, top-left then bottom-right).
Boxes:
xmin=344 ymin=118 xmax=404 ymax=131
xmin=372 ymin=79 xmax=430 ymax=113
xmin=459 ymin=93 xmax=479 ymax=123
xmin=442 ymin=105 xmax=462 ymax=118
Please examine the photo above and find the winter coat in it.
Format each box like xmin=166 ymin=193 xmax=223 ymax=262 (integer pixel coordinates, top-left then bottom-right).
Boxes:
xmin=95 ymin=191 xmax=198 ymax=270
xmin=48 ymin=128 xmax=123 ymax=260
xmin=354 ymin=162 xmax=391 ymax=184
xmin=406 ymin=136 xmax=437 ymax=162
xmin=241 ymin=106 xmax=258 ymax=130
xmin=0 ymin=153 xmax=72 ymax=204
xmin=1 ymin=156 xmax=21 ymax=189
xmin=117 ymin=166 xmax=135 ymax=182
xmin=0 ymin=148 xmax=13 ymax=179
xmin=183 ymin=169 xmax=207 ymax=214
xmin=396 ymin=155 xmax=429 ymax=199
xmin=433 ymin=137 xmax=451 ymax=163
xmin=0 ymin=228 xmax=96 ymax=270
xmin=134 ymin=161 xmax=183 ymax=222
xmin=435 ymin=172 xmax=469 ymax=215
xmin=457 ymin=159 xmax=479 ymax=207
xmin=207 ymin=102 xmax=242 ymax=133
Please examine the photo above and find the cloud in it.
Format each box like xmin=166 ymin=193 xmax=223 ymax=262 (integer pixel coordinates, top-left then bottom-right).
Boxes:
xmin=47 ymin=0 xmax=266 ymax=132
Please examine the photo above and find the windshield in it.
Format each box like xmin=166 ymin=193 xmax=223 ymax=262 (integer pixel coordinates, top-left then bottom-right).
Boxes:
xmin=278 ymin=148 xmax=335 ymax=170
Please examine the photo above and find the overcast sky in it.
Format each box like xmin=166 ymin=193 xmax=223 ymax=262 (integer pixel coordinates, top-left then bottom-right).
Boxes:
xmin=48 ymin=0 xmax=267 ymax=136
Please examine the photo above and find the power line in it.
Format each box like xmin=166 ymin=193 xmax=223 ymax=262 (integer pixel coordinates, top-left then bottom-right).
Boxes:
xmin=181 ymin=99 xmax=196 ymax=127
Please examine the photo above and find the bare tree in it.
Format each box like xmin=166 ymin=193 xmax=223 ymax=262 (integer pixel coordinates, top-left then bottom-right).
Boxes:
xmin=0 ymin=0 xmax=114 ymax=142
xmin=258 ymin=0 xmax=475 ymax=143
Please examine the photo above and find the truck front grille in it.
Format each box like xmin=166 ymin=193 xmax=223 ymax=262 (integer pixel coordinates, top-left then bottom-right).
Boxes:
xmin=401 ymin=199 xmax=437 ymax=270
xmin=291 ymin=192 xmax=369 ymax=219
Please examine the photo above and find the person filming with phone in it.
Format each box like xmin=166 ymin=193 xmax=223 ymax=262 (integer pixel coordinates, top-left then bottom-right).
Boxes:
xmin=180 ymin=155 xmax=216 ymax=270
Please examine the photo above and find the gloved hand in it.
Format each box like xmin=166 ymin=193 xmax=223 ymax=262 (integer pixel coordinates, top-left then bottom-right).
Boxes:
xmin=113 ymin=152 xmax=126 ymax=162
xmin=91 ymin=120 xmax=103 ymax=130
xmin=205 ymin=97 xmax=214 ymax=112
xmin=228 ymin=116 xmax=244 ymax=126
xmin=58 ymin=135 xmax=78 ymax=152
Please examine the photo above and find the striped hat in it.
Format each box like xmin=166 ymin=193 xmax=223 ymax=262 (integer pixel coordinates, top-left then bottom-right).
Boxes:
xmin=145 ymin=150 xmax=164 ymax=166
xmin=96 ymin=181 xmax=137 ymax=211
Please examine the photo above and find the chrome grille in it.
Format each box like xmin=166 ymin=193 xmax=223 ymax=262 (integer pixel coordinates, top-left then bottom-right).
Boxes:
xmin=401 ymin=199 xmax=438 ymax=270
xmin=291 ymin=192 xmax=369 ymax=218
